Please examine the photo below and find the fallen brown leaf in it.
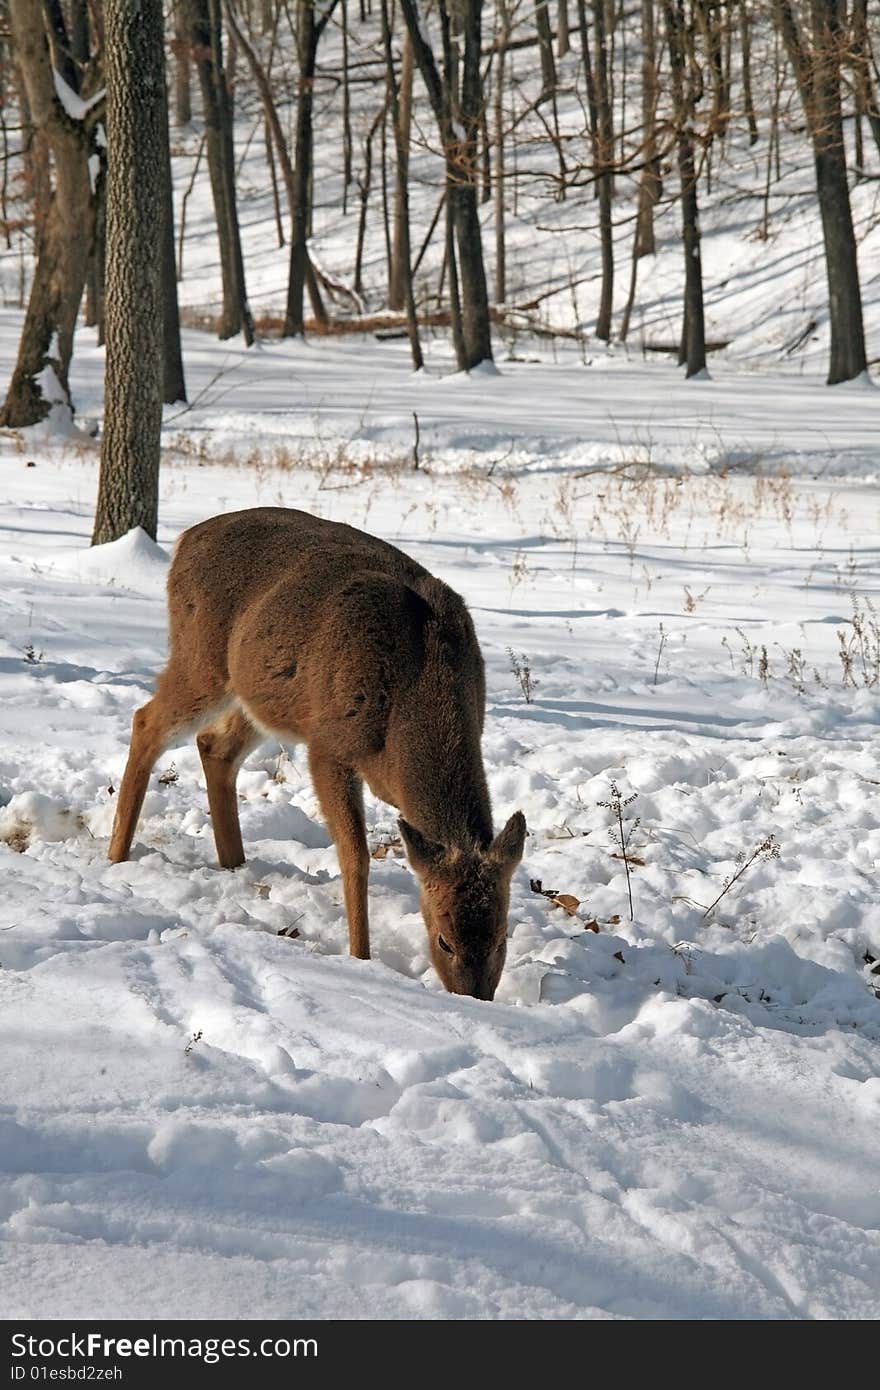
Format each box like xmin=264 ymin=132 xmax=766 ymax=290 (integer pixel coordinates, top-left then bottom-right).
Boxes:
xmin=551 ymin=893 xmax=581 ymax=915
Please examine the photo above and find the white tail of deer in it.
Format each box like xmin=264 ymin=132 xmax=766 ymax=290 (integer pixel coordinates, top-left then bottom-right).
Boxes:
xmin=109 ymin=508 xmax=526 ymax=1000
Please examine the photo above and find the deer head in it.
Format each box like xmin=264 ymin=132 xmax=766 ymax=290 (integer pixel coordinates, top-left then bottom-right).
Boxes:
xmin=399 ymin=812 xmax=526 ymax=1000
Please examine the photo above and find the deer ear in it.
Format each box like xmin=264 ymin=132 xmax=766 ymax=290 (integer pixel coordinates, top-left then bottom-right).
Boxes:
xmin=489 ymin=811 xmax=526 ymax=872
xmin=399 ymin=818 xmax=447 ymax=875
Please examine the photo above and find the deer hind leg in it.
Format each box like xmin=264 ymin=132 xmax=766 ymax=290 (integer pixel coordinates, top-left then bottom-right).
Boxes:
xmin=309 ymin=750 xmax=371 ymax=960
xmin=197 ymin=706 xmax=262 ymax=870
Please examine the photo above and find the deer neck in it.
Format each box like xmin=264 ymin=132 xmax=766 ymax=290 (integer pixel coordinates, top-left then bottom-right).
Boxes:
xmin=386 ymin=711 xmax=493 ymax=851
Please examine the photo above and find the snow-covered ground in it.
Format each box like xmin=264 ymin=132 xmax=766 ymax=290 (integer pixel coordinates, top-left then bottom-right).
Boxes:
xmin=1 ymin=315 xmax=879 ymax=1319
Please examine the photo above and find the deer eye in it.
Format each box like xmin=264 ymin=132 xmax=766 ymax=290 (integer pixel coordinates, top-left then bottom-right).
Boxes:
xmin=437 ymin=934 xmax=454 ymax=955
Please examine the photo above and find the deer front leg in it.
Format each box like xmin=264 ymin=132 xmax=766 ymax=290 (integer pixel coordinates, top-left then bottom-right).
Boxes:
xmin=309 ymin=750 xmax=371 ymax=960
xmin=197 ymin=706 xmax=261 ymax=869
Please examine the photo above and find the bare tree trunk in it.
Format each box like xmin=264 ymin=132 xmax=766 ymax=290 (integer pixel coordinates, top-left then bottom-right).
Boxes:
xmin=665 ymin=0 xmax=706 ymax=377
xmin=341 ymin=0 xmax=353 ymax=208
xmin=557 ymin=0 xmax=571 ymax=56
xmin=43 ymin=0 xmax=79 ymax=93
xmin=851 ymin=0 xmax=880 ymax=167
xmin=773 ymin=0 xmax=867 ymax=383
xmin=223 ymin=0 xmax=326 ymax=322
xmin=592 ymin=0 xmax=614 ymax=340
xmin=69 ymin=0 xmax=91 ymax=75
xmin=444 ymin=180 xmax=467 ymax=368
xmin=160 ymin=50 xmax=187 ymax=404
xmin=635 ymin=0 xmax=661 ymax=256
xmin=380 ymin=102 xmax=392 ymax=292
xmin=696 ymin=0 xmax=729 ymax=139
xmin=266 ymin=115 xmax=284 ymax=245
xmin=536 ymin=0 xmax=557 ymax=92
xmin=494 ymin=0 xmax=510 ymax=304
xmin=759 ymin=28 xmax=783 ymax=238
xmin=16 ymin=69 xmax=52 ymax=249
xmin=381 ymin=0 xmax=422 ymax=368
xmin=354 ymin=106 xmax=383 ymax=297
xmin=389 ymin=27 xmax=414 ymax=311
xmin=84 ymin=151 xmax=106 ymax=341
xmin=809 ymin=0 xmax=867 ymax=381
xmin=0 ymin=1 xmax=97 ymax=428
xmin=740 ymin=0 xmax=759 ymax=144
xmin=400 ymin=0 xmax=492 ymax=369
xmin=73 ymin=2 xmax=99 ymax=334
xmin=454 ymin=0 xmax=493 ymax=365
xmin=173 ymin=0 xmax=192 ymax=125
xmin=0 ymin=55 xmax=10 ymax=250
xmin=621 ymin=0 xmax=660 ymax=350
xmin=189 ymin=0 xmax=253 ymax=342
xmin=283 ymin=0 xmax=339 ymax=337
xmin=92 ymin=0 xmax=165 ymax=545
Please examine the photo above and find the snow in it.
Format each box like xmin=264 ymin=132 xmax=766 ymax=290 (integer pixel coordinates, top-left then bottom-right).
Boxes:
xmin=51 ymin=70 xmax=104 ymax=123
xmin=1 ymin=314 xmax=880 ymax=1319
xmin=49 ymin=527 xmax=170 ymax=595
xmin=2 ymin=9 xmax=880 ymax=1321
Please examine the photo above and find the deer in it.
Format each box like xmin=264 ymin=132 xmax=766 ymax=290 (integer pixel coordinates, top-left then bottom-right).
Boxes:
xmin=108 ymin=507 xmax=526 ymax=1000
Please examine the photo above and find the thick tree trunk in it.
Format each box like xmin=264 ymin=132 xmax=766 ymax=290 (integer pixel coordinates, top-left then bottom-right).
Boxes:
xmin=810 ymin=0 xmax=867 ymax=382
xmin=0 ymin=1 xmax=96 ymax=429
xmin=92 ymin=0 xmax=165 ymax=545
xmin=773 ymin=0 xmax=867 ymax=383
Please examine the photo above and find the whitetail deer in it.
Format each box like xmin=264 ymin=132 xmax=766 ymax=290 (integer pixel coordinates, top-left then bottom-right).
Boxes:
xmin=109 ymin=508 xmax=526 ymax=999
